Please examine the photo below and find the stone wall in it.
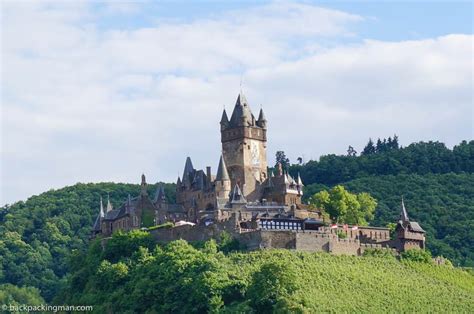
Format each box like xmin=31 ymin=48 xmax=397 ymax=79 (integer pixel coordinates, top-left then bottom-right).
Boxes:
xmin=148 ymin=223 xmax=396 ymax=256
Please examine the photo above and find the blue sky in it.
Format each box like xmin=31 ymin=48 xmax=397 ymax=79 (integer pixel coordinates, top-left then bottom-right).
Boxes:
xmin=1 ymin=1 xmax=473 ymax=204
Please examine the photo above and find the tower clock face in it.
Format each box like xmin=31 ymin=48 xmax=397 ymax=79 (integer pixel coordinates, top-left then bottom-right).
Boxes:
xmin=251 ymin=141 xmax=260 ymax=166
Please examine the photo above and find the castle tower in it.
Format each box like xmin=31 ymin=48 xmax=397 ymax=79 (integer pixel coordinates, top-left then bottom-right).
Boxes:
xmin=220 ymin=92 xmax=268 ymax=201
xmin=215 ymin=154 xmax=231 ymax=199
xmin=396 ymin=198 xmax=426 ymax=251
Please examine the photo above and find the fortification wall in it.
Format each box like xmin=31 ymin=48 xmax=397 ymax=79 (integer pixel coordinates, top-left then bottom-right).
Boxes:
xmin=148 ymin=223 xmax=396 ymax=256
xmin=294 ymin=232 xmax=331 ymax=252
xmin=259 ymin=230 xmax=296 ymax=249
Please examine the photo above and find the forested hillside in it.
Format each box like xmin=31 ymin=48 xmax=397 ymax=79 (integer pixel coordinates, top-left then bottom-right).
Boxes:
xmin=289 ymin=140 xmax=473 ymax=185
xmin=0 ymin=182 xmax=175 ymax=301
xmin=289 ymin=140 xmax=474 ymax=266
xmin=59 ymin=231 xmax=474 ymax=313
xmin=1 ymin=139 xmax=472 ymax=302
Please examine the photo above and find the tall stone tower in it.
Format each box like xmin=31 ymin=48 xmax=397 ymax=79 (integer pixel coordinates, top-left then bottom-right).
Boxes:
xmin=220 ymin=92 xmax=268 ymax=201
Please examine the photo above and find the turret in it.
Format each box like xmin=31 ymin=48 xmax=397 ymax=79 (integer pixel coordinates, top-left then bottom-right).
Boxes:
xmin=106 ymin=194 xmax=113 ymax=212
xmin=215 ymin=155 xmax=231 ymax=198
xmin=229 ymin=93 xmax=253 ymax=127
xmin=182 ymin=157 xmax=194 ymax=188
xmin=220 ymin=109 xmax=230 ymax=130
xmin=140 ymin=174 xmax=148 ymax=196
xmin=154 ymin=183 xmax=166 ymax=203
xmin=257 ymin=108 xmax=267 ymax=129
xmin=296 ymin=173 xmax=304 ymax=196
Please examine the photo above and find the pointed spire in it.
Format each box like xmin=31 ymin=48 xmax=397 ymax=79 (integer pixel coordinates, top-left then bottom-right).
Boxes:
xmin=229 ymin=92 xmax=253 ymax=126
xmin=289 ymin=174 xmax=295 ymax=185
xmin=127 ymin=194 xmax=132 ymax=205
xmin=99 ymin=196 xmax=105 ymax=218
xmin=284 ymin=172 xmax=290 ymax=184
xmin=154 ymin=183 xmax=166 ymax=202
xmin=297 ymin=173 xmax=304 ymax=186
xmin=177 ymin=176 xmax=182 ymax=186
xmin=230 ymin=183 xmax=247 ymax=204
xmin=400 ymin=197 xmax=409 ymax=223
xmin=216 ymin=155 xmax=230 ymax=181
xmin=140 ymin=174 xmax=148 ymax=196
xmin=270 ymin=170 xmax=274 ymax=178
xmin=220 ymin=109 xmax=229 ymax=125
xmin=182 ymin=157 xmax=194 ymax=179
xmin=256 ymin=108 xmax=267 ymax=128
xmin=106 ymin=194 xmax=113 ymax=212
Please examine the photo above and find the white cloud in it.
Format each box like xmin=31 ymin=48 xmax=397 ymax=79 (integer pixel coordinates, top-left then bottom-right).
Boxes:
xmin=1 ymin=1 xmax=472 ymax=204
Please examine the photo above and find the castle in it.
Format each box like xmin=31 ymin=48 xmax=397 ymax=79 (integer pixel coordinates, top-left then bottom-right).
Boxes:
xmin=91 ymin=92 xmax=425 ymax=254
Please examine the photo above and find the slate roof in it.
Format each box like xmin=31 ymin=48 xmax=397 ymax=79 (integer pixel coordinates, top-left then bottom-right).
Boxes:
xmin=216 ymin=155 xmax=230 ymax=181
xmin=408 ymin=221 xmax=425 ymax=233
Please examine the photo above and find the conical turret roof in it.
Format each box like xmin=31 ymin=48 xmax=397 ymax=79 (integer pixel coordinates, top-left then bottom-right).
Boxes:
xmin=220 ymin=109 xmax=229 ymax=125
xmin=216 ymin=155 xmax=230 ymax=181
xmin=229 ymin=92 xmax=253 ymax=126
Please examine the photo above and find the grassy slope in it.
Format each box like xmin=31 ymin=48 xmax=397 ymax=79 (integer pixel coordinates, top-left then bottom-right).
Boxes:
xmin=228 ymin=250 xmax=474 ymax=312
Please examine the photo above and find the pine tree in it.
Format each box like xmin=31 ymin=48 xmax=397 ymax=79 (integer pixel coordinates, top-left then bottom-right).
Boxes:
xmin=375 ymin=138 xmax=383 ymax=153
xmin=362 ymin=138 xmax=376 ymax=155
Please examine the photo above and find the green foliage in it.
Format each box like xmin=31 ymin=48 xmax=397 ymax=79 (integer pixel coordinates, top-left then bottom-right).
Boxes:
xmin=0 ymin=182 xmax=175 ymax=301
xmin=309 ymin=185 xmax=376 ymax=225
xmin=386 ymin=222 xmax=397 ymax=239
xmin=62 ymin=238 xmax=474 ymax=313
xmin=103 ymin=230 xmax=155 ymax=263
xmin=362 ymin=248 xmax=396 ymax=259
xmin=338 ymin=173 xmax=474 ymax=267
xmin=146 ymin=222 xmax=174 ymax=230
xmin=247 ymin=261 xmax=301 ymax=313
xmin=275 ymin=151 xmax=290 ymax=170
xmin=291 ymin=140 xmax=474 ymax=186
xmin=0 ymin=284 xmax=45 ymax=306
xmin=336 ymin=230 xmax=347 ymax=239
xmin=217 ymin=231 xmax=242 ymax=253
xmin=401 ymin=249 xmax=433 ymax=264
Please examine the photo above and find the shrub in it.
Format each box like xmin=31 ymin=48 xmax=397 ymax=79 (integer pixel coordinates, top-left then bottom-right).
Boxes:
xmin=363 ymin=248 xmax=396 ymax=258
xmin=401 ymin=249 xmax=432 ymax=263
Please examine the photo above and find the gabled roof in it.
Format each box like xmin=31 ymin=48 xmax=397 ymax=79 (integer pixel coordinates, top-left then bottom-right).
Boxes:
xmin=408 ymin=221 xmax=425 ymax=233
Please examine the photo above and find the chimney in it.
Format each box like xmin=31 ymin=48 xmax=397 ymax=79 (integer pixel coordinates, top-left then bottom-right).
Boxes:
xmin=206 ymin=166 xmax=211 ymax=185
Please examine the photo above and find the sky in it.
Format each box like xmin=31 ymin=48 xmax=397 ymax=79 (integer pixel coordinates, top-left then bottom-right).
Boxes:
xmin=1 ymin=0 xmax=473 ymax=205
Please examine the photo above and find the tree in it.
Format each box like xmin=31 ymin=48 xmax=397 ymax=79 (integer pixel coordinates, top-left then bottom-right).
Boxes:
xmin=275 ymin=151 xmax=290 ymax=170
xmin=247 ymin=261 xmax=301 ymax=313
xmin=347 ymin=146 xmax=357 ymax=157
xmin=375 ymin=138 xmax=383 ymax=153
xmin=401 ymin=249 xmax=432 ymax=263
xmin=362 ymin=138 xmax=376 ymax=155
xmin=309 ymin=185 xmax=376 ymax=225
